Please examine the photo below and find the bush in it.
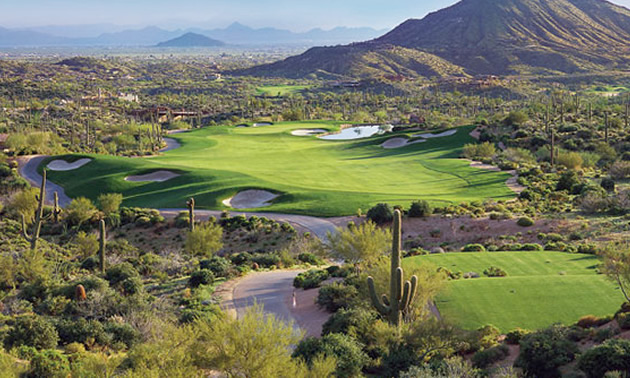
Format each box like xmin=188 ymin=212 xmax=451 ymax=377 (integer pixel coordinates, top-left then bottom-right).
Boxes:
xmin=199 ymin=256 xmax=231 ymax=278
xmin=104 ymin=322 xmax=141 ymax=349
xmin=251 ymin=253 xmax=281 ymax=268
xmin=616 ymin=313 xmax=630 ymax=330
xmin=557 ymin=170 xmax=581 ymax=192
xmin=185 ymin=222 xmax=224 ymax=257
xmin=316 ymin=282 xmax=359 ymax=312
xmin=610 ymin=160 xmax=630 ymax=180
xmin=557 ymin=152 xmax=584 ymax=170
xmin=5 ymin=316 xmax=59 ymax=350
xmin=517 ymin=216 xmax=535 ymax=227
xmin=188 ymin=269 xmax=215 ymax=288
xmin=293 ymin=269 xmax=329 ymax=290
xmin=472 ymin=344 xmax=509 ymax=369
xmin=601 ymin=178 xmax=616 ymax=192
xmin=505 ymin=328 xmax=530 ymax=345
xmin=105 ymin=263 xmax=140 ymax=286
xmin=463 ymin=142 xmax=496 ymax=159
xmin=292 ymin=333 xmax=368 ymax=377
xmin=55 ymin=318 xmax=107 ymax=346
xmin=408 ymin=200 xmax=432 ymax=218
xmin=576 ymin=315 xmax=610 ymax=329
xmin=462 ymin=244 xmax=486 ymax=252
xmin=366 ymin=203 xmax=394 ymax=225
xmin=65 ymin=197 xmax=99 ymax=226
xmin=121 ymin=277 xmax=144 ymax=295
xmin=29 ymin=349 xmax=70 ymax=378
xmin=515 ymin=325 xmax=578 ymax=378
xmin=321 ymin=307 xmax=378 ymax=336
xmin=483 ymin=266 xmax=507 ymax=277
xmin=577 ymin=339 xmax=630 ymax=378
xmin=520 ymin=243 xmax=543 ymax=251
xmin=298 ymin=253 xmax=324 ymax=266
xmin=230 ymin=252 xmax=252 ymax=266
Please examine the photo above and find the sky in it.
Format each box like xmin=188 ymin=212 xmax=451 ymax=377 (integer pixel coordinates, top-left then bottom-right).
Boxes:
xmin=2 ymin=0 xmax=630 ymax=31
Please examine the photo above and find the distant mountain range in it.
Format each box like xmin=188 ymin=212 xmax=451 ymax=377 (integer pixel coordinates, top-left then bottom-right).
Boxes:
xmin=156 ymin=32 xmax=224 ymax=47
xmin=0 ymin=22 xmax=387 ymax=47
xmin=239 ymin=0 xmax=630 ymax=78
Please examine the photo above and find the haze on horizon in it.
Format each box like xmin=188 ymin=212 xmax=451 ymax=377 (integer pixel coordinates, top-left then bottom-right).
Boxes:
xmin=5 ymin=0 xmax=630 ymax=33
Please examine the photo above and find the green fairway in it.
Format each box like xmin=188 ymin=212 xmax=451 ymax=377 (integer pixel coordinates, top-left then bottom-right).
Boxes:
xmin=44 ymin=121 xmax=514 ymax=216
xmin=405 ymin=252 xmax=624 ymax=332
xmin=255 ymin=85 xmax=311 ymax=96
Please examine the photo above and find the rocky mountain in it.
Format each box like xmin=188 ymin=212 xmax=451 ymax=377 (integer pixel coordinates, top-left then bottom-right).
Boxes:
xmin=156 ymin=32 xmax=224 ymax=47
xmin=239 ymin=0 xmax=630 ymax=78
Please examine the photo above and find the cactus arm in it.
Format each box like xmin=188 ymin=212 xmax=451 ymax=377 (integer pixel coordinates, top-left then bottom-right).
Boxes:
xmin=400 ymin=281 xmax=411 ymax=311
xmin=368 ymin=276 xmax=390 ymax=315
xmin=21 ymin=214 xmax=33 ymax=242
xmin=382 ymin=294 xmax=390 ymax=307
xmin=99 ymin=219 xmax=106 ymax=274
xmin=395 ymin=267 xmax=404 ymax=301
xmin=408 ymin=275 xmax=418 ymax=305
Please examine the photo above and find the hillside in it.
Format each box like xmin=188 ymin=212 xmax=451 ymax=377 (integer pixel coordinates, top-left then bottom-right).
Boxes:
xmin=239 ymin=0 xmax=630 ymax=78
xmin=155 ymin=32 xmax=225 ymax=47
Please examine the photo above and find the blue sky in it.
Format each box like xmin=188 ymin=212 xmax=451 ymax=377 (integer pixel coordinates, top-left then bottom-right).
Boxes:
xmin=3 ymin=0 xmax=630 ymax=31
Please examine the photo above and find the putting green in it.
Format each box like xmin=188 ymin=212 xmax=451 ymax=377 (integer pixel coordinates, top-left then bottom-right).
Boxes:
xmin=44 ymin=121 xmax=514 ymax=216
xmin=405 ymin=252 xmax=624 ymax=332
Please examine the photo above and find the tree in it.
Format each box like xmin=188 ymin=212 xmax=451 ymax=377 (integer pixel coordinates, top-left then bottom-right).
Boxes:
xmin=73 ymin=231 xmax=99 ymax=259
xmin=6 ymin=187 xmax=38 ymax=224
xmin=326 ymin=221 xmax=391 ymax=269
xmin=184 ymin=222 xmax=224 ymax=257
xmin=191 ymin=303 xmax=303 ymax=378
xmin=366 ymin=203 xmax=394 ymax=225
xmin=600 ymin=244 xmax=630 ymax=303
xmin=97 ymin=193 xmax=123 ymax=216
xmin=515 ymin=325 xmax=577 ymax=378
xmin=66 ymin=197 xmax=98 ymax=226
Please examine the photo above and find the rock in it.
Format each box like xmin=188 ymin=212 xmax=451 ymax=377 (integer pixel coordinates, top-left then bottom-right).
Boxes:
xmin=430 ymin=247 xmax=445 ymax=254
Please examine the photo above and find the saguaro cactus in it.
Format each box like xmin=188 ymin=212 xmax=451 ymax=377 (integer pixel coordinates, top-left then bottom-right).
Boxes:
xmin=53 ymin=192 xmax=62 ymax=223
xmin=367 ymin=209 xmax=418 ymax=326
xmin=21 ymin=170 xmax=47 ymax=251
xmin=99 ymin=219 xmax=107 ymax=274
xmin=186 ymin=197 xmax=195 ymax=232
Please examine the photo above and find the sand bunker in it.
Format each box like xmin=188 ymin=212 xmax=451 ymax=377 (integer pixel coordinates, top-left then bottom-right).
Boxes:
xmin=413 ymin=129 xmax=457 ymax=139
xmin=125 ymin=170 xmax=180 ymax=182
xmin=253 ymin=122 xmax=273 ymax=127
xmin=222 ymin=190 xmax=279 ymax=209
xmin=47 ymin=158 xmax=92 ymax=171
xmin=291 ymin=129 xmax=327 ymax=136
xmin=469 ymin=160 xmax=525 ymax=194
xmin=381 ymin=137 xmax=426 ymax=149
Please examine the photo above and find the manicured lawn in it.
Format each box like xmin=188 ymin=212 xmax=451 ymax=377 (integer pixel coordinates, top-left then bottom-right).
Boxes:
xmin=255 ymin=85 xmax=311 ymax=96
xmin=405 ymin=252 xmax=625 ymax=332
xmin=44 ymin=121 xmax=514 ymax=216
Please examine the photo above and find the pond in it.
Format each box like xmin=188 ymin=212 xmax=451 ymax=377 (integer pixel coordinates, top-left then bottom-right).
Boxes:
xmin=319 ymin=125 xmax=393 ymax=140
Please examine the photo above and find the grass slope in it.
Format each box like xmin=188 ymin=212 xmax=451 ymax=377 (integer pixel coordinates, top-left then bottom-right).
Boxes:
xmin=255 ymin=85 xmax=310 ymax=96
xmin=406 ymin=252 xmax=624 ymax=332
xmin=45 ymin=122 xmax=514 ymax=216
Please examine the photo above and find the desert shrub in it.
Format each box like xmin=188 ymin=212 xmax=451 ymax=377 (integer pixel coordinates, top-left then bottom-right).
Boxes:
xmin=321 ymin=307 xmax=378 ymax=337
xmin=472 ymin=344 xmax=509 ymax=369
xmin=515 ymin=325 xmax=578 ymax=378
xmin=521 ymin=243 xmax=543 ymax=251
xmin=188 ymin=269 xmax=215 ymax=288
xmin=408 ymin=200 xmax=432 ymax=218
xmin=517 ymin=216 xmax=535 ymax=227
xmin=251 ymin=253 xmax=281 ymax=268
xmin=601 ymin=178 xmax=616 ymax=192
xmin=504 ymin=147 xmax=536 ymax=164
xmin=463 ymin=142 xmax=496 ymax=159
xmin=616 ymin=313 xmax=630 ymax=330
xmin=293 ymin=269 xmax=329 ymax=290
xmin=610 ymin=161 xmax=630 ymax=180
xmin=120 ymin=276 xmax=143 ymax=295
xmin=366 ymin=203 xmax=394 ymax=225
xmin=65 ymin=197 xmax=99 ymax=226
xmin=292 ymin=333 xmax=368 ymax=377
xmin=199 ymin=256 xmax=231 ymax=278
xmin=462 ymin=244 xmax=486 ymax=252
xmin=580 ymin=192 xmax=610 ymax=214
xmin=326 ymin=265 xmax=353 ymax=278
xmin=97 ymin=193 xmax=123 ymax=216
xmin=484 ymin=266 xmax=507 ymax=277
xmin=557 ymin=170 xmax=581 ymax=192
xmin=105 ymin=263 xmax=140 ymax=287
xmin=557 ymin=152 xmax=584 ymax=170
xmin=185 ymin=222 xmax=224 ymax=257
xmin=104 ymin=322 xmax=141 ymax=349
xmin=298 ymin=253 xmax=324 ymax=266
xmin=5 ymin=316 xmax=59 ymax=350
xmin=505 ymin=328 xmax=530 ymax=344
xmin=29 ymin=349 xmax=70 ymax=378
xmin=316 ymin=282 xmax=359 ymax=312
xmin=577 ymin=243 xmax=598 ymax=255
xmin=577 ymin=339 xmax=630 ymax=378
xmin=230 ymin=252 xmax=252 ymax=266
xmin=577 ymin=315 xmax=610 ymax=329
xmin=55 ymin=318 xmax=108 ymax=346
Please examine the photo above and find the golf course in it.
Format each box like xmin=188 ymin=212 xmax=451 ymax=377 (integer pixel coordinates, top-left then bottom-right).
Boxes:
xmin=42 ymin=121 xmax=514 ymax=216
xmin=406 ymin=252 xmax=624 ymax=332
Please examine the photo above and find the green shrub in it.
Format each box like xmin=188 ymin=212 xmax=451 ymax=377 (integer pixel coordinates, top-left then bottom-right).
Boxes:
xmin=120 ymin=276 xmax=144 ymax=295
xmin=188 ymin=269 xmax=215 ymax=288
xmin=577 ymin=315 xmax=610 ymax=329
xmin=483 ymin=266 xmax=507 ymax=277
xmin=293 ymin=269 xmax=329 ymax=290
xmin=199 ymin=256 xmax=231 ymax=277
xmin=55 ymin=318 xmax=107 ymax=346
xmin=601 ymin=178 xmax=616 ymax=192
xmin=297 ymin=253 xmax=324 ymax=266
xmin=316 ymin=282 xmax=359 ymax=312
xmin=104 ymin=322 xmax=140 ymax=349
xmin=515 ymin=325 xmax=578 ymax=378
xmin=462 ymin=244 xmax=486 ymax=252
xmin=251 ymin=253 xmax=282 ymax=268
xmin=230 ymin=252 xmax=252 ymax=266
xmin=5 ymin=316 xmax=59 ymax=350
xmin=293 ymin=333 xmax=368 ymax=377
xmin=617 ymin=313 xmax=630 ymax=330
xmin=366 ymin=203 xmax=394 ymax=225
xmin=505 ymin=328 xmax=530 ymax=345
xmin=517 ymin=216 xmax=535 ymax=227
xmin=472 ymin=344 xmax=509 ymax=369
xmin=408 ymin=200 xmax=432 ymax=218
xmin=105 ymin=263 xmax=140 ymax=286
xmin=577 ymin=339 xmax=630 ymax=378
xmin=520 ymin=243 xmax=543 ymax=251
xmin=29 ymin=349 xmax=70 ymax=378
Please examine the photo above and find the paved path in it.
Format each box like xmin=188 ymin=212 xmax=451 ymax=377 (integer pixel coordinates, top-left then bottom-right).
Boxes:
xmin=17 ymin=155 xmax=72 ymax=207
xmin=224 ymin=270 xmax=331 ymax=337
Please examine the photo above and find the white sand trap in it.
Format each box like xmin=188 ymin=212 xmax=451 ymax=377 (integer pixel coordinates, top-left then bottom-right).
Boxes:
xmin=413 ymin=129 xmax=457 ymax=139
xmin=253 ymin=122 xmax=273 ymax=127
xmin=47 ymin=158 xmax=92 ymax=171
xmin=222 ymin=190 xmax=279 ymax=209
xmin=125 ymin=170 xmax=180 ymax=182
xmin=291 ymin=129 xmax=327 ymax=136
xmin=381 ymin=137 xmax=426 ymax=149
